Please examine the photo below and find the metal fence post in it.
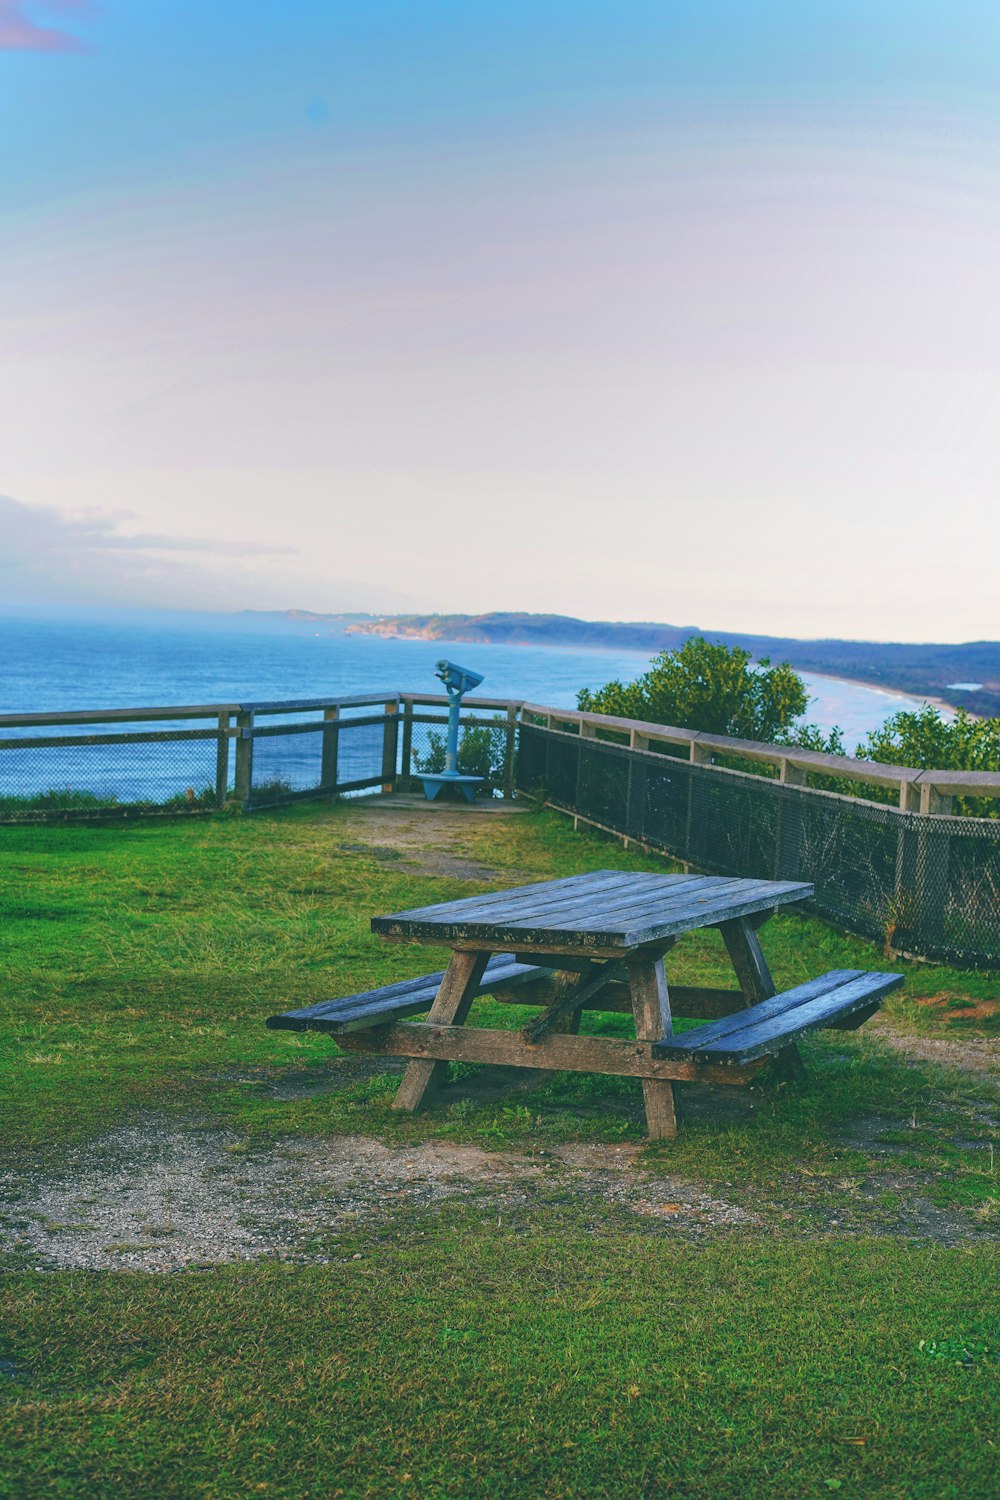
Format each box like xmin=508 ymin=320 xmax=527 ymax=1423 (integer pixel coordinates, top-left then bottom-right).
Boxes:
xmin=400 ymin=699 xmax=414 ymax=785
xmin=381 ymin=702 xmax=399 ymax=793
xmin=234 ymin=711 xmax=254 ymax=808
xmin=215 ymin=713 xmax=231 ymax=805
xmin=502 ymin=705 xmax=517 ymax=799
xmin=320 ymin=706 xmax=340 ymax=793
xmin=914 ymin=789 xmax=953 ymax=952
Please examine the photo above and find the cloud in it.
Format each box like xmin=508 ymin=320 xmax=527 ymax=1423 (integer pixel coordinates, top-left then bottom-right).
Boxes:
xmin=0 ymin=494 xmax=409 ymax=614
xmin=0 ymin=495 xmax=298 ymax=610
xmin=0 ymin=1 xmax=90 ymax=53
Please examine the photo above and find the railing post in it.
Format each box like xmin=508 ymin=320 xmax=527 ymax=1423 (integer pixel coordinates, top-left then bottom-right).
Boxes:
xmin=381 ymin=702 xmax=399 ymax=793
xmin=321 ymin=706 xmax=340 ymax=793
xmin=234 ymin=711 xmax=254 ymax=808
xmin=215 ymin=713 xmax=231 ymax=805
xmin=401 ymin=699 xmax=414 ymax=786
xmin=914 ymin=783 xmax=953 ymax=953
xmin=502 ymin=705 xmax=517 ymax=799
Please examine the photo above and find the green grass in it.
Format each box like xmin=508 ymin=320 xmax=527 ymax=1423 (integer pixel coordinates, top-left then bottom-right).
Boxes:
xmin=1 ymin=1218 xmax=997 ymax=1499
xmin=1 ymin=800 xmax=998 ymax=1497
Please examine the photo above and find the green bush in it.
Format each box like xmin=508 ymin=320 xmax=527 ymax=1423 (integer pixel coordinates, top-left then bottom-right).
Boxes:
xmin=578 ymin=635 xmax=808 ymax=741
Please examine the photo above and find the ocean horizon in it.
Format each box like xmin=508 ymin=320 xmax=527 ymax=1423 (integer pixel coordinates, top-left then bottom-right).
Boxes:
xmin=2 ymin=608 xmax=942 ymax=747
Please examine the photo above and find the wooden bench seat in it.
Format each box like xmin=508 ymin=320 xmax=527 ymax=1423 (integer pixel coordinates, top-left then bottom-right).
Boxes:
xmin=267 ymin=953 xmax=551 ymax=1036
xmin=653 ymin=969 xmax=903 ymax=1067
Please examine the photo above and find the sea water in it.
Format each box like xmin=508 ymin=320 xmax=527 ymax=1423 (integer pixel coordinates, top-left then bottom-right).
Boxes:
xmin=0 ymin=609 xmax=938 ymax=742
xmin=0 ymin=610 xmax=941 ymax=804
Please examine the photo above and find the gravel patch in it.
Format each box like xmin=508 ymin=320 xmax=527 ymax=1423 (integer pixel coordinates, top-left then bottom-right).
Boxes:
xmin=1 ymin=1121 xmax=764 ymax=1272
xmin=866 ymin=1019 xmax=1000 ymax=1076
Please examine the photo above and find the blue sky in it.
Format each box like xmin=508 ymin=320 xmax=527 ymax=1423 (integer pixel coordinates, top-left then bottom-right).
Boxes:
xmin=2 ymin=2 xmax=999 ymax=639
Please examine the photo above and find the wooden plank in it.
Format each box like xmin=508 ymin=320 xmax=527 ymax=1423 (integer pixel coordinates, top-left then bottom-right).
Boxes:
xmin=521 ymin=960 xmax=627 ymax=1043
xmin=341 ymin=1021 xmax=765 ymax=1085
xmin=374 ymin=869 xmax=708 ymax=926
xmin=372 ymin=876 xmax=814 ymax=952
xmin=720 ymin=918 xmax=776 ymax=1003
xmin=719 ymin=914 xmax=806 ymax=1081
xmin=391 ymin=952 xmax=492 ymax=1113
xmin=380 ymin=702 xmax=399 ymax=792
xmin=215 ymin=712 xmax=231 ymax=805
xmin=669 ymin=969 xmax=860 ymax=1045
xmin=657 ymin=972 xmax=904 ymax=1065
xmin=502 ymin=883 xmax=811 ymax=953
xmin=657 ymin=970 xmax=857 ymax=1053
xmin=628 ymin=954 xmax=679 ymax=1139
xmin=493 ymin=982 xmax=747 ymax=1021
xmin=320 ymin=706 xmax=340 ymax=791
xmin=267 ymin=955 xmax=548 ymax=1033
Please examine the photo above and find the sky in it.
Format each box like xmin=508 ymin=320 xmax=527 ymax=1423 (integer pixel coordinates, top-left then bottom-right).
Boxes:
xmin=2 ymin=1 xmax=999 ymax=642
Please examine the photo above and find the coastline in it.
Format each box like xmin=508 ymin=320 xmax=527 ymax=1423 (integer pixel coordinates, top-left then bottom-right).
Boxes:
xmin=351 ymin=629 xmax=962 ymax=719
xmin=798 ymin=668 xmax=960 ymax=720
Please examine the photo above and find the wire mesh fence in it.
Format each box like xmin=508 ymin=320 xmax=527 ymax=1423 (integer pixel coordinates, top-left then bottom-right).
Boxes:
xmin=0 ymin=695 xmax=514 ymax=819
xmin=0 ymin=721 xmax=229 ymax=817
xmin=516 ymin=722 xmax=1000 ymax=968
xmin=401 ymin=707 xmax=516 ymax=798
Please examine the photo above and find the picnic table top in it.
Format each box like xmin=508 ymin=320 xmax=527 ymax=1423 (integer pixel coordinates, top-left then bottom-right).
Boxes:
xmin=371 ymin=870 xmax=814 ymax=954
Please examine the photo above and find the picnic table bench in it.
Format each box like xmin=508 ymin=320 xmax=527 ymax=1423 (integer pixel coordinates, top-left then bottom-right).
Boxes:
xmin=268 ymin=871 xmax=903 ymax=1139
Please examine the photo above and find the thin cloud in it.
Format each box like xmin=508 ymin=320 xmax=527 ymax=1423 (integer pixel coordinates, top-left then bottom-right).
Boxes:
xmin=0 ymin=494 xmax=301 ymax=610
xmin=0 ymin=0 xmax=90 ymax=53
xmin=0 ymin=494 xmax=412 ymax=614
xmin=0 ymin=496 xmax=292 ymax=558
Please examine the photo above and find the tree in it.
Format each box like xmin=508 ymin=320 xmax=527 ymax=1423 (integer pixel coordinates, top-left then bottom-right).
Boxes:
xmin=577 ymin=636 xmax=808 ymax=741
xmin=858 ymin=705 xmax=1000 ymax=772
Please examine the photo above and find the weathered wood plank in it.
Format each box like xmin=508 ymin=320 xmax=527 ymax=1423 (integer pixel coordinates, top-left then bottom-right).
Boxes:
xmin=372 ymin=877 xmax=813 ymax=953
xmin=373 ymin=870 xmax=639 ymax=927
xmin=340 ymin=1021 xmax=764 ymax=1085
xmin=372 ymin=871 xmax=798 ymax=936
xmin=655 ymin=971 xmax=903 ymax=1064
xmin=628 ymin=954 xmax=679 ymax=1139
xmin=720 ymin=918 xmax=775 ymax=1003
xmin=673 ymin=969 xmax=860 ymax=1047
xmin=521 ymin=960 xmax=628 ymax=1043
xmin=720 ymin=914 xmax=806 ymax=1080
xmin=391 ymin=951 xmax=492 ymax=1112
xmin=267 ymin=954 xmax=548 ymax=1034
xmin=493 ymin=983 xmax=747 ymax=1020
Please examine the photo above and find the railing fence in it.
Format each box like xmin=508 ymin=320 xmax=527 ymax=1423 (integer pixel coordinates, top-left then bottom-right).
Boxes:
xmin=2 ymin=691 xmax=998 ymax=965
xmin=515 ymin=721 xmax=1000 ymax=969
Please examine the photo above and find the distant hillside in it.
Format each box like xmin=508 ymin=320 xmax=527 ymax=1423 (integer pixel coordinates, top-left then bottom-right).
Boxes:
xmin=345 ymin=612 xmax=1000 ymax=717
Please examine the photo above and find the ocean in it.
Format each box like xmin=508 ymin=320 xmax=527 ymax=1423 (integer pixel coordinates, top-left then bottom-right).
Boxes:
xmin=1 ymin=609 xmax=937 ymax=744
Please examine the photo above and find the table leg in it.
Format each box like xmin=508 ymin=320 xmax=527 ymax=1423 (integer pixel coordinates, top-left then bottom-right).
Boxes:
xmin=627 ymin=954 xmax=679 ymax=1139
xmin=719 ymin=917 xmax=806 ymax=1082
xmin=392 ymin=950 xmax=491 ymax=1113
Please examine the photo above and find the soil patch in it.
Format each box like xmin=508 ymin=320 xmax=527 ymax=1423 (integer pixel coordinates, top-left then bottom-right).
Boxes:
xmin=335 ymin=793 xmax=531 ymax=881
xmin=866 ymin=1018 xmax=1000 ymax=1076
xmin=2 ymin=1107 xmax=993 ymax=1274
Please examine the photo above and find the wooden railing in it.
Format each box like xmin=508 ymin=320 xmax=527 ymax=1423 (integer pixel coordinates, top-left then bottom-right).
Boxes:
xmin=517 ymin=703 xmax=1000 ymax=814
xmin=1 ymin=691 xmax=997 ymax=819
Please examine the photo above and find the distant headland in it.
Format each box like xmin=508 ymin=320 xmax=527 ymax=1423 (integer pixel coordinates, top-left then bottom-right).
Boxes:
xmin=331 ymin=612 xmax=1000 ymax=719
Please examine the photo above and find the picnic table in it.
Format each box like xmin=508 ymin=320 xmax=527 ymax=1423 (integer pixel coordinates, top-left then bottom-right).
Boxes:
xmin=269 ymin=871 xmax=902 ymax=1139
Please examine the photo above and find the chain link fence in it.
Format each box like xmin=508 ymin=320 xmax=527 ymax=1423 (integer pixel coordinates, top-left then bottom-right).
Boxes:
xmin=517 ymin=722 xmax=1000 ymax=968
xmin=0 ymin=721 xmax=229 ymax=817
xmin=0 ymin=695 xmax=516 ymax=819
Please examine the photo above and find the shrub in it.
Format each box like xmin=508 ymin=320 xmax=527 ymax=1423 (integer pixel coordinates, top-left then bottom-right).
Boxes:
xmin=577 ymin=635 xmax=808 ymax=741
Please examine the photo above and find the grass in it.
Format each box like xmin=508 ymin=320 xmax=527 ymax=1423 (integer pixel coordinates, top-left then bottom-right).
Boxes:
xmin=1 ymin=798 xmax=998 ymax=1497
xmin=1 ymin=1222 xmax=996 ymax=1499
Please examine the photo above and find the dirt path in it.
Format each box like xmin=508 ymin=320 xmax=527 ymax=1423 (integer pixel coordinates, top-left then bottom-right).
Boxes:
xmin=866 ymin=1017 xmax=1000 ymax=1076
xmin=332 ymin=792 xmax=532 ymax=881
xmin=3 ymin=1106 xmax=994 ymax=1274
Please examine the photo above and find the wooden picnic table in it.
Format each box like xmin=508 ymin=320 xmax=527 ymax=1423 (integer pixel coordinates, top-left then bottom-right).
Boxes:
xmin=355 ymin=870 xmax=816 ymax=1138
xmin=270 ymin=869 xmax=903 ymax=1139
